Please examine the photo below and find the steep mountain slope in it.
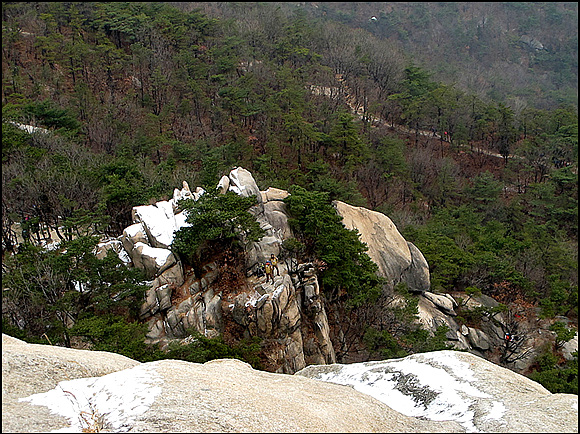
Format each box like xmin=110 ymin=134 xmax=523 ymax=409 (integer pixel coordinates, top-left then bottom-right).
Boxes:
xmin=2 ymin=1 xmax=577 ymax=398
xmin=185 ymin=1 xmax=578 ymax=111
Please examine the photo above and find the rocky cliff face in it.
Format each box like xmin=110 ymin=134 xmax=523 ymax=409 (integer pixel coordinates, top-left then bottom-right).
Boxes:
xmin=3 ymin=334 xmax=577 ymax=433
xmin=96 ymin=167 xmax=575 ymax=374
xmin=100 ymin=167 xmax=436 ymax=373
xmin=102 ymin=167 xmax=339 ymax=373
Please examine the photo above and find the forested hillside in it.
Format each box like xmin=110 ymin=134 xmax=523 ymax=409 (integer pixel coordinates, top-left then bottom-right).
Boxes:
xmin=296 ymin=2 xmax=577 ymax=109
xmin=2 ymin=2 xmax=577 ymax=393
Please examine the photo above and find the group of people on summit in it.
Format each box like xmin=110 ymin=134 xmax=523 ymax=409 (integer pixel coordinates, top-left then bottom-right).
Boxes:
xmin=256 ymin=254 xmax=279 ymax=284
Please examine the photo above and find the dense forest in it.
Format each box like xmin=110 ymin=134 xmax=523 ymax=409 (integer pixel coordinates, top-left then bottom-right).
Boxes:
xmin=2 ymin=2 xmax=577 ymax=393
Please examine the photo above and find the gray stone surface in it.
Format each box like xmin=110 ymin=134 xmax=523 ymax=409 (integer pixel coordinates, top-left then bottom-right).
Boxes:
xmin=5 ymin=336 xmax=577 ymax=433
xmin=562 ymin=332 xmax=578 ymax=361
xmin=2 ymin=334 xmax=139 ymax=433
xmin=333 ymin=200 xmax=424 ymax=290
xmin=2 ymin=335 xmax=462 ymax=433
xmin=402 ymin=242 xmax=431 ymax=292
xmin=130 ymin=358 xmax=462 ymax=433
xmin=296 ymin=350 xmax=578 ymax=433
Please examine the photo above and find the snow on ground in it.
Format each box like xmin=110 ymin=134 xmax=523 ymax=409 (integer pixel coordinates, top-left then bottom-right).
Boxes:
xmin=134 ymin=242 xmax=174 ymax=267
xmin=19 ymin=361 xmax=163 ymax=433
xmin=124 ymin=222 xmax=147 ymax=239
xmin=96 ymin=239 xmax=132 ymax=265
xmin=133 ymin=202 xmax=189 ymax=247
xmin=10 ymin=121 xmax=49 ymax=134
xmin=311 ymin=351 xmax=502 ymax=432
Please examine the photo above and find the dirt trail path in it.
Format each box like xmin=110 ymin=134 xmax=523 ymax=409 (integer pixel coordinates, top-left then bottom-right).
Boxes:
xmin=317 ymin=76 xmax=516 ymax=161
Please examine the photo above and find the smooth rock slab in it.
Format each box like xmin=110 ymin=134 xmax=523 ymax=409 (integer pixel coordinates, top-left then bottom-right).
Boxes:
xmin=3 ymin=334 xmax=461 ymax=433
xmin=129 ymin=358 xmax=462 ymax=433
xmin=2 ymin=334 xmax=139 ymax=433
xmin=296 ymin=350 xmax=578 ymax=433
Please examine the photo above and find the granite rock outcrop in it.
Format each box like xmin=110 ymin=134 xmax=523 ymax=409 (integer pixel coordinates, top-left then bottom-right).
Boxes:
xmin=96 ymin=167 xmax=575 ymax=374
xmin=4 ymin=335 xmax=577 ymax=433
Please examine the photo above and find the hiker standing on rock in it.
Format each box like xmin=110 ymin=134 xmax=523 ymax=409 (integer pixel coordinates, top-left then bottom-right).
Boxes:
xmin=264 ymin=260 xmax=274 ymax=284
xmin=270 ymin=254 xmax=279 ymax=276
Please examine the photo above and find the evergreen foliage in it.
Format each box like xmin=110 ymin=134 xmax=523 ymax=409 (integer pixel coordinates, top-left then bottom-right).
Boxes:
xmin=1 ymin=1 xmax=577 ymax=382
xmin=284 ymin=185 xmax=383 ymax=305
xmin=2 ymin=236 xmax=147 ymax=346
xmin=172 ymin=190 xmax=265 ymax=266
xmin=70 ymin=314 xmax=156 ymax=362
xmin=529 ymin=349 xmax=578 ymax=395
xmin=162 ymin=332 xmax=263 ymax=370
xmin=549 ymin=321 xmax=577 ymax=350
xmin=22 ymin=100 xmax=81 ymax=132
xmin=364 ymin=285 xmax=451 ymax=359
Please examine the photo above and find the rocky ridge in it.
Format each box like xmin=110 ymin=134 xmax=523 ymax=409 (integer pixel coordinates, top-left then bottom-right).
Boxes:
xmin=97 ymin=167 xmax=435 ymax=373
xmin=94 ymin=167 xmax=575 ymax=374
xmin=3 ymin=334 xmax=577 ymax=433
xmin=296 ymin=350 xmax=578 ymax=433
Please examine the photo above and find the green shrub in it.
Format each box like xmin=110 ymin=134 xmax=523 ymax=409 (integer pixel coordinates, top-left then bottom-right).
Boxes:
xmin=70 ymin=315 xmax=159 ymax=362
xmin=284 ymin=185 xmax=384 ymax=305
xmin=404 ymin=325 xmax=451 ymax=353
xmin=2 ymin=236 xmax=147 ymax=346
xmin=363 ymin=327 xmax=408 ymax=359
xmin=529 ymin=351 xmax=578 ymax=395
xmin=163 ymin=332 xmax=263 ymax=369
xmin=1 ymin=318 xmax=45 ymax=344
xmin=172 ymin=190 xmax=265 ymax=266
xmin=363 ymin=284 xmax=451 ymax=359
xmin=23 ymin=100 xmax=80 ymax=132
xmin=549 ymin=321 xmax=576 ymax=349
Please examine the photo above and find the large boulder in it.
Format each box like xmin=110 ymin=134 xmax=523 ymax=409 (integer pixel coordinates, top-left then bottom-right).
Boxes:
xmin=262 ymin=194 xmax=293 ymax=240
xmin=4 ymin=336 xmax=465 ymax=433
xmin=132 ymin=201 xmax=189 ymax=249
xmin=520 ymin=35 xmax=545 ymax=51
xmin=402 ymin=242 xmax=430 ymax=292
xmin=131 ymin=242 xmax=178 ymax=279
xmin=416 ymin=294 xmax=470 ymax=350
xmin=562 ymin=332 xmax=578 ymax=361
xmin=243 ymin=185 xmax=290 ymax=270
xmin=122 ymin=222 xmax=149 ymax=255
xmin=227 ymin=167 xmax=263 ymax=206
xmin=94 ymin=238 xmax=132 ymax=265
xmin=2 ymin=334 xmax=139 ymax=433
xmin=333 ymin=200 xmax=429 ymax=292
xmin=423 ymin=291 xmax=457 ymax=316
xmin=296 ymin=350 xmax=578 ymax=433
xmin=6 ymin=338 xmax=577 ymax=433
